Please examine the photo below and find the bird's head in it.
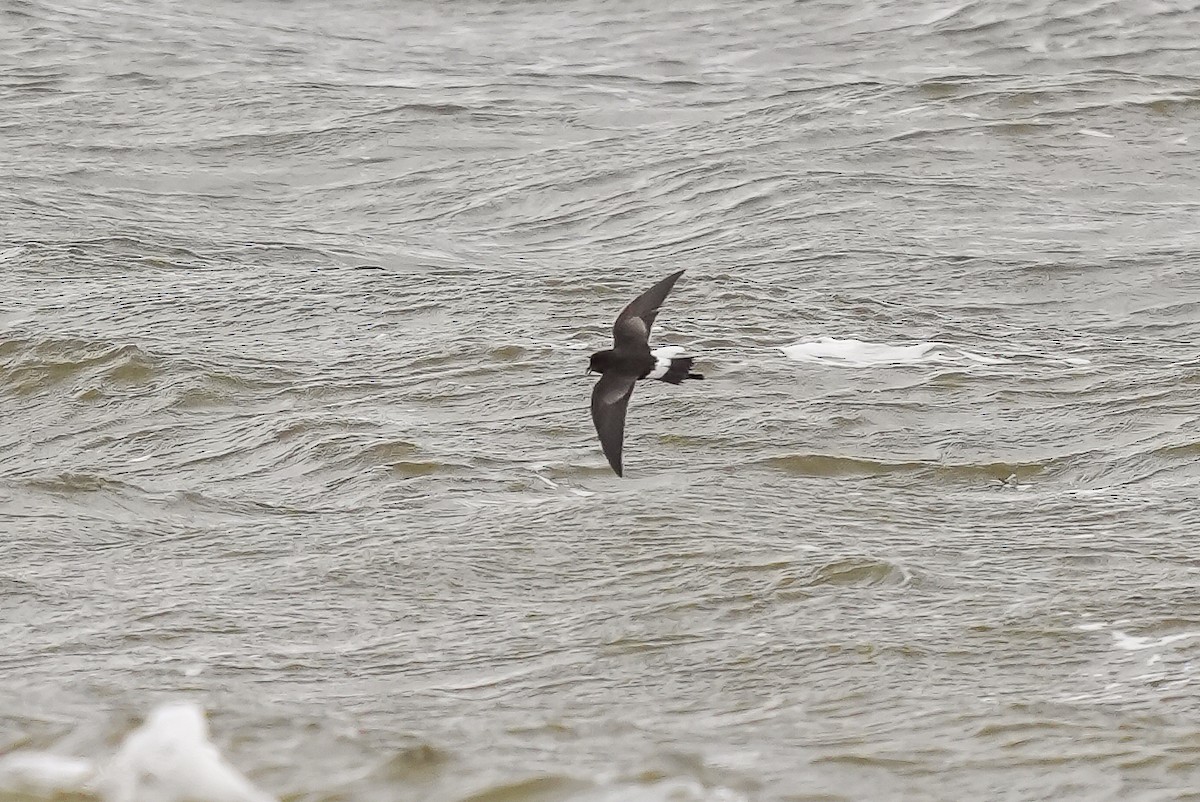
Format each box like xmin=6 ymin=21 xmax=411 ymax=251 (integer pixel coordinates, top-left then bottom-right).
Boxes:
xmin=587 ymin=349 xmax=614 ymax=375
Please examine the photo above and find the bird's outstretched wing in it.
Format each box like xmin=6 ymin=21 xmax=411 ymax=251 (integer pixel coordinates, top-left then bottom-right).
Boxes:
xmin=612 ymin=269 xmax=686 ymax=350
xmin=590 ymin=371 xmax=638 ymax=476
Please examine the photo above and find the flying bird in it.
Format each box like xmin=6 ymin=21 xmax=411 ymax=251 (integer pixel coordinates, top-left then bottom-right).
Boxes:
xmin=587 ymin=269 xmax=703 ymax=476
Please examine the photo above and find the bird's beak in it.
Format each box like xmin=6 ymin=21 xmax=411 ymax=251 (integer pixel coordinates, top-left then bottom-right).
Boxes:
xmin=585 ymin=368 xmax=593 ymax=376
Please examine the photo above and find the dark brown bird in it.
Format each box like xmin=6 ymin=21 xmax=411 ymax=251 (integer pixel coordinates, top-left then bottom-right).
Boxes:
xmin=587 ymin=270 xmax=703 ymax=476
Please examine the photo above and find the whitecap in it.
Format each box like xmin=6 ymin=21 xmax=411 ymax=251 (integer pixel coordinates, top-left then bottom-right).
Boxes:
xmin=95 ymin=702 xmax=276 ymax=802
xmin=571 ymin=778 xmax=748 ymax=801
xmin=0 ymin=751 xmax=95 ymax=797
xmin=779 ymin=337 xmax=1005 ymax=367
xmin=779 ymin=338 xmax=940 ymax=366
xmin=0 ymin=702 xmax=275 ymax=802
xmin=1111 ymin=630 xmax=1200 ymax=651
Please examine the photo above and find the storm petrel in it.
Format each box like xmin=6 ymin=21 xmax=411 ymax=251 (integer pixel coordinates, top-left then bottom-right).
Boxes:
xmin=588 ymin=269 xmax=703 ymax=476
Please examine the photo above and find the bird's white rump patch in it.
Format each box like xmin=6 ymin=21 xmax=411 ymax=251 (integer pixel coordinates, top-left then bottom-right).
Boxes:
xmin=648 ymin=346 xmax=685 ymax=379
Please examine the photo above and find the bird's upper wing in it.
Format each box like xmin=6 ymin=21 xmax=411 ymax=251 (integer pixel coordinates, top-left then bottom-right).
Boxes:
xmin=612 ymin=269 xmax=686 ymax=350
xmin=590 ymin=371 xmax=638 ymax=476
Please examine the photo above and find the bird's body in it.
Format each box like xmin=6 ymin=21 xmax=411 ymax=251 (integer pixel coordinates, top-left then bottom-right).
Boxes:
xmin=587 ymin=270 xmax=703 ymax=476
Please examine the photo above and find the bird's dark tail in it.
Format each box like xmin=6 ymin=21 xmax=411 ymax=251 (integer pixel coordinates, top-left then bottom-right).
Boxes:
xmin=659 ymin=356 xmax=704 ymax=384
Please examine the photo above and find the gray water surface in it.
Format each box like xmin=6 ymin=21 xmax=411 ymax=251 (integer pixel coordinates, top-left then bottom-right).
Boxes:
xmin=3 ymin=0 xmax=1200 ymax=800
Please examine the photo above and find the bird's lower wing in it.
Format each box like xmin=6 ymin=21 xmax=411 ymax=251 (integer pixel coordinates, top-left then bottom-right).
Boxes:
xmin=590 ymin=372 xmax=637 ymax=476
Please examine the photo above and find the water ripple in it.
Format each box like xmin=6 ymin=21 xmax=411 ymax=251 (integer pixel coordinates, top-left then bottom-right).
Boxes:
xmin=3 ymin=0 xmax=1200 ymax=798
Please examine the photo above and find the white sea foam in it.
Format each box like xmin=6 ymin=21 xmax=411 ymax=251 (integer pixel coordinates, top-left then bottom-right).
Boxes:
xmin=1060 ymin=619 xmax=1200 ymax=704
xmin=779 ymin=337 xmax=1004 ymax=367
xmin=1111 ymin=630 xmax=1200 ymax=651
xmin=96 ymin=702 xmax=276 ymax=802
xmin=0 ymin=702 xmax=275 ymax=802
xmin=573 ymin=778 xmax=747 ymax=801
xmin=779 ymin=337 xmax=1092 ymax=368
xmin=1077 ymin=619 xmax=1200 ymax=652
xmin=0 ymin=751 xmax=95 ymax=797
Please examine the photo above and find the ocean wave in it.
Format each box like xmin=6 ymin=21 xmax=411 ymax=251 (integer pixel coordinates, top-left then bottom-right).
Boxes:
xmin=761 ymin=453 xmax=1050 ymax=484
xmin=0 ymin=703 xmax=750 ymax=802
xmin=778 ymin=337 xmax=1095 ymax=368
xmin=0 ymin=702 xmax=274 ymax=802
